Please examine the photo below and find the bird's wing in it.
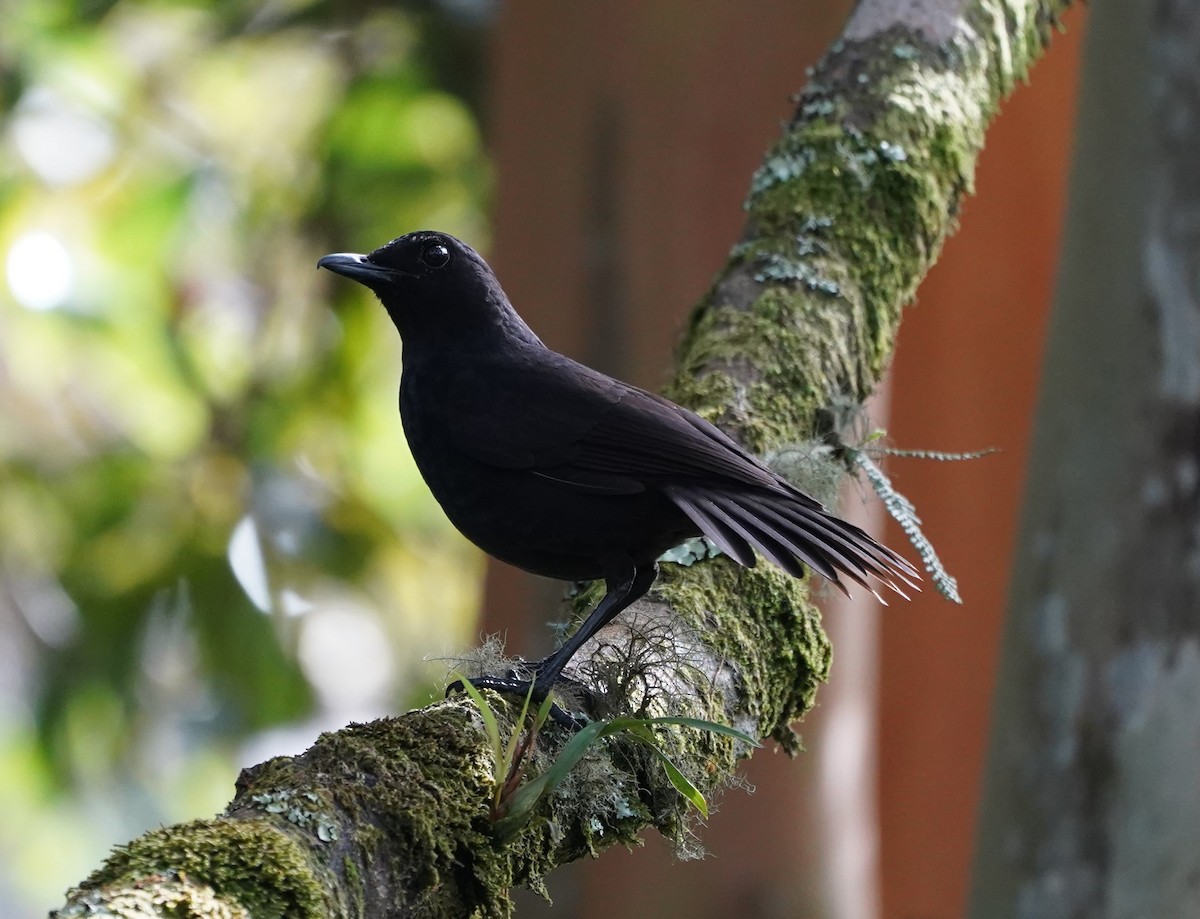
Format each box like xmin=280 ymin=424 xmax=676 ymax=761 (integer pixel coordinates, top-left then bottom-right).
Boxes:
xmin=436 ymin=350 xmax=919 ymax=596
xmin=440 ymin=351 xmax=787 ymax=496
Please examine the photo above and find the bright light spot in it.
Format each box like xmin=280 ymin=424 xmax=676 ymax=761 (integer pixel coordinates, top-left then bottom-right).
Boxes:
xmin=228 ymin=515 xmax=271 ymax=612
xmin=13 ymin=87 xmax=116 ymax=186
xmin=15 ymin=577 xmax=80 ymax=647
xmin=280 ymin=588 xmax=314 ymax=618
xmin=6 ymin=231 xmax=75 ymax=311
xmin=298 ymin=600 xmax=395 ymax=710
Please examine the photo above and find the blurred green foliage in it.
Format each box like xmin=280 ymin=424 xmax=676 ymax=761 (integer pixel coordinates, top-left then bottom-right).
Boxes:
xmin=0 ymin=0 xmax=492 ymax=910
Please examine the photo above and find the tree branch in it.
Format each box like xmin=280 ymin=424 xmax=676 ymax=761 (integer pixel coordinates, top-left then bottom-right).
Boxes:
xmin=53 ymin=2 xmax=1073 ymax=916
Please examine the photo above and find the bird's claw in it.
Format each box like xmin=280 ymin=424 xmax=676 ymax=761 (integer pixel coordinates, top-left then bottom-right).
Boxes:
xmin=445 ymin=674 xmax=588 ymax=731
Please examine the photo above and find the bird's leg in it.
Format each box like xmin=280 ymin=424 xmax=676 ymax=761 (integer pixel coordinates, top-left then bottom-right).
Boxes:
xmin=529 ymin=561 xmax=658 ymax=693
xmin=446 ymin=560 xmax=658 ymax=728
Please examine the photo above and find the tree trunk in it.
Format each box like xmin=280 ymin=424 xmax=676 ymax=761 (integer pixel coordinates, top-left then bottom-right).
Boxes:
xmin=970 ymin=1 xmax=1200 ymax=916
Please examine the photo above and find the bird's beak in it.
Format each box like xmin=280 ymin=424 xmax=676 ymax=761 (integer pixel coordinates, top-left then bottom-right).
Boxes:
xmin=317 ymin=252 xmax=403 ymax=286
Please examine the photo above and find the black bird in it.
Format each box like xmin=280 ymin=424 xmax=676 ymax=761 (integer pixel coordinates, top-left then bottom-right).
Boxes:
xmin=319 ymin=231 xmax=917 ymax=720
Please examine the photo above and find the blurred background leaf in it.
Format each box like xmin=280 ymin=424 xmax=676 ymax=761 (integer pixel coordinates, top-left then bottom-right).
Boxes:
xmin=0 ymin=1 xmax=493 ymax=911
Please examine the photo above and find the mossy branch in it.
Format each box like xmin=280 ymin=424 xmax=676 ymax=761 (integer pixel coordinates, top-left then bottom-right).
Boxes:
xmin=53 ymin=2 xmax=1073 ymax=916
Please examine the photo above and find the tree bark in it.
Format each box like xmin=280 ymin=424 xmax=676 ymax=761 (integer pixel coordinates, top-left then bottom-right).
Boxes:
xmin=970 ymin=2 xmax=1200 ymax=916
xmin=53 ymin=1 xmax=1073 ymax=916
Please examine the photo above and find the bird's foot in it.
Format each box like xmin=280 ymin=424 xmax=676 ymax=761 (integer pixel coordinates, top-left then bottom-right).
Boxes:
xmin=445 ymin=667 xmax=591 ymax=730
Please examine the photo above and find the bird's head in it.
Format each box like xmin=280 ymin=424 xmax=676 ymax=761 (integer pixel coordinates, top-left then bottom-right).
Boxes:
xmin=318 ymin=231 xmax=539 ymax=348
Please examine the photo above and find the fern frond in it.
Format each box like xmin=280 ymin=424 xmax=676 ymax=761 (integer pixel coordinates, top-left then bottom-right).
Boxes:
xmin=870 ymin=446 xmax=998 ymax=462
xmin=852 ymin=451 xmax=963 ymax=604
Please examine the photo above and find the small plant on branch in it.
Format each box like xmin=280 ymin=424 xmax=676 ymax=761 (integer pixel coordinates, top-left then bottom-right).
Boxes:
xmin=458 ymin=678 xmax=759 ymax=842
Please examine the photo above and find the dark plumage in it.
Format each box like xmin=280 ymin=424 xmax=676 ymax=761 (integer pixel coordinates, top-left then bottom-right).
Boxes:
xmin=319 ymin=231 xmax=917 ymax=721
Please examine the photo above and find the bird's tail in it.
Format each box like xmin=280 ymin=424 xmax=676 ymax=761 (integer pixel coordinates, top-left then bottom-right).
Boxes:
xmin=663 ymin=484 xmax=919 ymax=602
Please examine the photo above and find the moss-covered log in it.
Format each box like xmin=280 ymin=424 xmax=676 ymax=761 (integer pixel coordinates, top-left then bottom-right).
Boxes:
xmin=53 ymin=1 xmax=1073 ymax=916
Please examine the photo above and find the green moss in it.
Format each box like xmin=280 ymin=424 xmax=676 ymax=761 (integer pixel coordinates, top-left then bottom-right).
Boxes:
xmin=342 ymin=856 xmax=365 ymax=918
xmin=967 ymin=0 xmax=1072 ymax=97
xmin=240 ymin=707 xmax=514 ymax=918
xmin=656 ymin=559 xmax=830 ymax=749
xmin=669 ymin=41 xmax=996 ymax=448
xmin=84 ymin=819 xmax=331 ymax=919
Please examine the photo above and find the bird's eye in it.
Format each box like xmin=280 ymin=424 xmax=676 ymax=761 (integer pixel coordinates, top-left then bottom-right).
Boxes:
xmin=421 ymin=243 xmax=450 ymax=269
